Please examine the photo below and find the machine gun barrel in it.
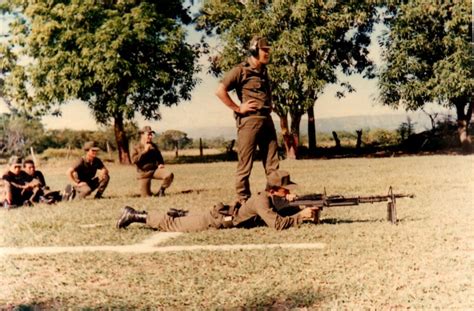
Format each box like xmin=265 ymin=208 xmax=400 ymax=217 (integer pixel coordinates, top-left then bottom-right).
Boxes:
xmin=288 ymin=187 xmax=415 ymax=224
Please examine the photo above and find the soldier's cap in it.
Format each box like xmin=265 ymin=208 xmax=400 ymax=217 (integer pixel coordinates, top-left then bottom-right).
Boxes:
xmin=267 ymin=170 xmax=297 ymax=191
xmin=139 ymin=125 xmax=155 ymax=134
xmin=250 ymin=36 xmax=271 ymax=49
xmin=8 ymin=155 xmax=23 ymax=167
xmin=83 ymin=141 xmax=101 ymax=151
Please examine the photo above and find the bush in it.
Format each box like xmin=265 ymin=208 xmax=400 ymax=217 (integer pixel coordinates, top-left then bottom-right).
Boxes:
xmin=363 ymin=129 xmax=398 ymax=147
xmin=40 ymin=148 xmax=83 ymax=160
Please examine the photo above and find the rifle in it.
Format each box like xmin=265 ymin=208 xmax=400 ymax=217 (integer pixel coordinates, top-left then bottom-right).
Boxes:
xmin=287 ymin=187 xmax=415 ymax=224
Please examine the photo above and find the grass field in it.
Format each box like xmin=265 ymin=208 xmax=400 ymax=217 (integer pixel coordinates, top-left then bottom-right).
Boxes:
xmin=1 ymin=155 xmax=472 ymax=308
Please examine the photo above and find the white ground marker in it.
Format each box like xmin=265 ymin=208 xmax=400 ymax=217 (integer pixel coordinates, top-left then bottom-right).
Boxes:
xmin=0 ymin=232 xmax=325 ymax=255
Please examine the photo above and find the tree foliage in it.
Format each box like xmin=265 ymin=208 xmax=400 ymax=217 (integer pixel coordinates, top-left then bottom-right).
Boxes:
xmin=0 ymin=113 xmax=46 ymax=157
xmin=378 ymin=1 xmax=472 ymax=150
xmin=196 ymin=0 xmax=375 ymax=156
xmin=2 ymin=0 xmax=200 ymax=163
xmin=157 ymin=129 xmax=192 ymax=152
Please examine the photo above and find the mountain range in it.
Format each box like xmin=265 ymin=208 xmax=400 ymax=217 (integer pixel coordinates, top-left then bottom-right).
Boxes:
xmin=184 ymin=111 xmax=454 ymax=139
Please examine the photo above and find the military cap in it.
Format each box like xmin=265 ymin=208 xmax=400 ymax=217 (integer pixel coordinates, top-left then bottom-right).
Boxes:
xmin=267 ymin=170 xmax=297 ymax=191
xmin=250 ymin=36 xmax=271 ymax=49
xmin=8 ymin=155 xmax=23 ymax=167
xmin=83 ymin=141 xmax=101 ymax=151
xmin=139 ymin=126 xmax=155 ymax=134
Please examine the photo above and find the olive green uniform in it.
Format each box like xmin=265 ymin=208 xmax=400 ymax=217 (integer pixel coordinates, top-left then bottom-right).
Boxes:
xmin=71 ymin=157 xmax=109 ymax=199
xmin=131 ymin=142 xmax=174 ymax=197
xmin=221 ymin=61 xmax=279 ymax=201
xmin=146 ymin=192 xmax=303 ymax=232
xmin=2 ymin=170 xmax=32 ymax=206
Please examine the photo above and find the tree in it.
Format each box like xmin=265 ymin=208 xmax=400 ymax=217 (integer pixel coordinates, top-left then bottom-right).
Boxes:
xmin=196 ymin=0 xmax=375 ymax=158
xmin=0 ymin=113 xmax=46 ymax=157
xmin=2 ymin=0 xmax=199 ymax=163
xmin=379 ymin=1 xmax=473 ymax=152
xmin=157 ymin=129 xmax=192 ymax=157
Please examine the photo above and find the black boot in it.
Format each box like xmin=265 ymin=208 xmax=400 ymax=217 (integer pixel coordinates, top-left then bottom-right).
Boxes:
xmin=116 ymin=206 xmax=147 ymax=229
xmin=156 ymin=187 xmax=166 ymax=197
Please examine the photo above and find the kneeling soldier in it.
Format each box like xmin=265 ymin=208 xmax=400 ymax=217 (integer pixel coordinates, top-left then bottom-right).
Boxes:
xmin=67 ymin=141 xmax=109 ymax=199
xmin=131 ymin=126 xmax=174 ymax=197
xmin=116 ymin=170 xmax=315 ymax=232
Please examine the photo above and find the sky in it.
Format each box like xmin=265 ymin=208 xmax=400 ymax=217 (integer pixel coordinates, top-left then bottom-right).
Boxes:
xmin=0 ymin=8 xmax=452 ymax=136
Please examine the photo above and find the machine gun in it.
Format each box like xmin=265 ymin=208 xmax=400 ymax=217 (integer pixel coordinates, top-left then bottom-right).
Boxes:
xmin=286 ymin=187 xmax=415 ymax=224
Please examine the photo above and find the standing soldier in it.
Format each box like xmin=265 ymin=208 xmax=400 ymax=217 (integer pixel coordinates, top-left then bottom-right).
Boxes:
xmin=131 ymin=126 xmax=174 ymax=197
xmin=66 ymin=141 xmax=110 ymax=199
xmin=215 ymin=36 xmax=279 ymax=203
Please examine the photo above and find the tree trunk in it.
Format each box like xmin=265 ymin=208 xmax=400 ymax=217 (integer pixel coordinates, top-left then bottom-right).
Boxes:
xmin=307 ymin=104 xmax=316 ymax=153
xmin=289 ymin=111 xmax=302 ymax=158
xmin=332 ymin=131 xmax=341 ymax=149
xmin=356 ymin=129 xmax=363 ymax=151
xmin=279 ymin=114 xmax=297 ymax=159
xmin=113 ymin=114 xmax=131 ymax=164
xmin=454 ymin=98 xmax=473 ymax=153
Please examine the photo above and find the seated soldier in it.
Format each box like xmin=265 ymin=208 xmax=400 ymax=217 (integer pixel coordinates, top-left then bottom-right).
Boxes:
xmin=2 ymin=156 xmax=33 ymax=208
xmin=22 ymin=159 xmax=62 ymax=204
xmin=131 ymin=126 xmax=174 ymax=197
xmin=116 ymin=170 xmax=315 ymax=232
xmin=66 ymin=141 xmax=110 ymax=200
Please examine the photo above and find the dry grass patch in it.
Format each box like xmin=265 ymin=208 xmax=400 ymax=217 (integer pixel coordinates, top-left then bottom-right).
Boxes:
xmin=0 ymin=155 xmax=472 ymax=308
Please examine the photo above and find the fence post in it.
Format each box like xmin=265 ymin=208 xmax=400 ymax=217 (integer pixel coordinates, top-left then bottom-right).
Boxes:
xmin=199 ymin=138 xmax=203 ymax=157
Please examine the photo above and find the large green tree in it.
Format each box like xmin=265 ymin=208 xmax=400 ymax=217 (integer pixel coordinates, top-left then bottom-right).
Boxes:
xmin=197 ymin=0 xmax=375 ymax=157
xmin=2 ymin=0 xmax=199 ymax=163
xmin=378 ymin=1 xmax=473 ymax=151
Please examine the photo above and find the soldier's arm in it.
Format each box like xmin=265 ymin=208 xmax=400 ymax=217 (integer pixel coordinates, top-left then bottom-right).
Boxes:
xmin=215 ymin=83 xmax=241 ymax=113
xmin=216 ymin=83 xmax=258 ymax=115
xmin=67 ymin=166 xmax=79 ymax=185
xmin=98 ymin=166 xmax=109 ymax=178
xmin=252 ymin=195 xmax=304 ymax=230
xmin=36 ymin=171 xmax=46 ymax=188
xmin=216 ymin=66 xmax=258 ymax=114
xmin=130 ymin=144 xmax=140 ymax=164
xmin=131 ymin=144 xmax=150 ymax=164
xmin=95 ymin=158 xmax=108 ymax=177
xmin=155 ymin=145 xmax=165 ymax=166
xmin=67 ymin=159 xmax=84 ymax=186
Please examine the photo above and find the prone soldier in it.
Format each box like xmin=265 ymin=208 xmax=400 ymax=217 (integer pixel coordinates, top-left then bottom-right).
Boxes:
xmin=215 ymin=36 xmax=279 ymax=203
xmin=116 ymin=170 xmax=315 ymax=232
xmin=131 ymin=126 xmax=174 ymax=197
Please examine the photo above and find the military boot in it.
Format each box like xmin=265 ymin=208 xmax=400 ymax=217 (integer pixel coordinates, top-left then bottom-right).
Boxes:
xmin=156 ymin=187 xmax=166 ymax=197
xmin=116 ymin=206 xmax=147 ymax=229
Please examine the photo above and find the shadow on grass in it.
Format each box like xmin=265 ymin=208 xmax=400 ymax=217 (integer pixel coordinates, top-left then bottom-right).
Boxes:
xmin=321 ymin=218 xmax=380 ymax=225
xmin=166 ymin=152 xmax=237 ymax=164
xmin=237 ymin=287 xmax=327 ymax=309
xmin=2 ymin=300 xmax=63 ymax=310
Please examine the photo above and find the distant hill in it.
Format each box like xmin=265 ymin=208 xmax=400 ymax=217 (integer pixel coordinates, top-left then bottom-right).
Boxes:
xmin=184 ymin=111 xmax=455 ymax=139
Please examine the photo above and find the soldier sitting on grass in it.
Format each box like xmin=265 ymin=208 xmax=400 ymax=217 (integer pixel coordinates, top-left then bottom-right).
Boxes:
xmin=116 ymin=170 xmax=315 ymax=232
xmin=23 ymin=159 xmax=62 ymax=204
xmin=2 ymin=156 xmax=36 ymax=207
